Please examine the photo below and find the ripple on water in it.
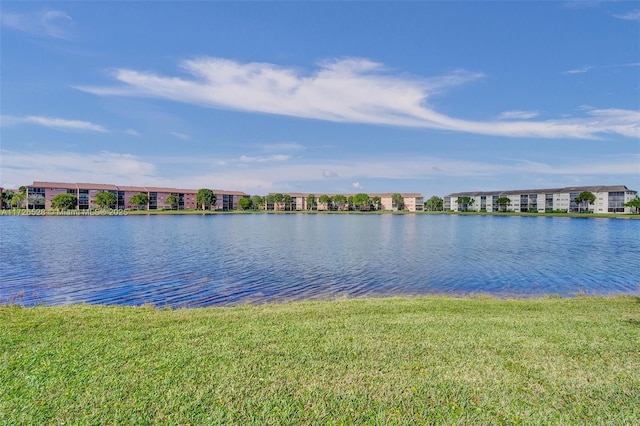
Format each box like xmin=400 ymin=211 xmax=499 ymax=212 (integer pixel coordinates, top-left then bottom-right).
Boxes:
xmin=0 ymin=215 xmax=638 ymax=306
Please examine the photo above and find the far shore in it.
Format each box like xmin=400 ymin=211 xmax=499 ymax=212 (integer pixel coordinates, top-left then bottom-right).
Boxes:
xmin=1 ymin=207 xmax=639 ymax=219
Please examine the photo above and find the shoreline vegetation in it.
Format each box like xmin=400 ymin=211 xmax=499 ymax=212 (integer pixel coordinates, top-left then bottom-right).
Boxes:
xmin=1 ymin=207 xmax=639 ymax=219
xmin=1 ymin=295 xmax=638 ymax=424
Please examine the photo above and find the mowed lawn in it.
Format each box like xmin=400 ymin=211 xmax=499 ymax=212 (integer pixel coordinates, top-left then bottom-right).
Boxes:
xmin=1 ymin=296 xmax=638 ymax=425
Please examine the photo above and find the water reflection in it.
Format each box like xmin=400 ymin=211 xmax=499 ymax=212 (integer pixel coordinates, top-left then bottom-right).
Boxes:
xmin=1 ymin=215 xmax=638 ymax=307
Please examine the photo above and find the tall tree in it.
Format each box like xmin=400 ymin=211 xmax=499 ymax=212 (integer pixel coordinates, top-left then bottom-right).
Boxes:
xmin=273 ymin=193 xmax=284 ymax=211
xmin=129 ymin=193 xmax=149 ymax=210
xmin=11 ymin=193 xmax=26 ymax=209
xmin=265 ymin=194 xmax=275 ymax=210
xmin=27 ymin=194 xmax=45 ymax=209
xmin=251 ymin=195 xmax=264 ymax=210
xmin=392 ymin=193 xmax=405 ymax=210
xmin=196 ymin=189 xmax=217 ymax=211
xmin=347 ymin=195 xmax=354 ymax=211
xmin=283 ymin=194 xmax=292 ymax=211
xmin=574 ymin=191 xmax=596 ymax=213
xmin=371 ymin=196 xmax=382 ymax=211
xmin=95 ymin=191 xmax=117 ymax=209
xmin=624 ymin=196 xmax=640 ymax=214
xmin=165 ymin=194 xmax=180 ymax=210
xmin=318 ymin=194 xmax=332 ymax=211
xmin=333 ymin=194 xmax=347 ymax=211
xmin=237 ymin=197 xmax=252 ymax=210
xmin=353 ymin=193 xmax=371 ymax=210
xmin=456 ymin=196 xmax=474 ymax=212
xmin=1 ymin=190 xmax=15 ymax=209
xmin=425 ymin=196 xmax=444 ymax=211
xmin=51 ymin=193 xmax=78 ymax=210
xmin=496 ymin=197 xmax=511 ymax=212
xmin=306 ymin=194 xmax=317 ymax=210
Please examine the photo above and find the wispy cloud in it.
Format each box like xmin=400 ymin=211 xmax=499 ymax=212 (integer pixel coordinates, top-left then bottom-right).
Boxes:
xmin=239 ymin=154 xmax=291 ymax=163
xmin=75 ymin=56 xmax=639 ymax=139
xmin=0 ymin=115 xmax=107 ymax=132
xmin=170 ymin=131 xmax=190 ymax=140
xmin=563 ymin=62 xmax=640 ymax=74
xmin=260 ymin=142 xmax=305 ymax=152
xmin=497 ymin=110 xmax=540 ymax=120
xmin=2 ymin=149 xmax=638 ymax=194
xmin=352 ymin=182 xmax=363 ymax=190
xmin=0 ymin=9 xmax=73 ymax=40
xmin=0 ymin=150 xmax=157 ymax=188
xmin=614 ymin=10 xmax=640 ymax=21
xmin=124 ymin=129 xmax=140 ymax=136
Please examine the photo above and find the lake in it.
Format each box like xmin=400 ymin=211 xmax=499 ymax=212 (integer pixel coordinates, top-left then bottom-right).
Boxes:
xmin=1 ymin=214 xmax=638 ymax=306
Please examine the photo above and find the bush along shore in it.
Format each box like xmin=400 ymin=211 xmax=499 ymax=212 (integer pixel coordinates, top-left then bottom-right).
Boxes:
xmin=1 ymin=207 xmax=639 ymax=219
xmin=1 ymin=296 xmax=639 ymax=424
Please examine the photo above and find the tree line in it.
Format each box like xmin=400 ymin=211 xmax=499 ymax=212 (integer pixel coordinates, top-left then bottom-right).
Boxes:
xmin=5 ymin=187 xmax=637 ymax=213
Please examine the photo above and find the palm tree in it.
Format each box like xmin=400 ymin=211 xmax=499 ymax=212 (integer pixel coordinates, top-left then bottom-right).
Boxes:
xmin=273 ymin=193 xmax=284 ymax=211
xmin=283 ymin=194 xmax=292 ymax=211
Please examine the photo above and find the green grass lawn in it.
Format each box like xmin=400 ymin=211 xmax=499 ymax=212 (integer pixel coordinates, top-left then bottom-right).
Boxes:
xmin=1 ymin=296 xmax=639 ymax=425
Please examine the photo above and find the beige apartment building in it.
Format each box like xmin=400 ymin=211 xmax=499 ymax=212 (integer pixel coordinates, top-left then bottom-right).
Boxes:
xmin=266 ymin=192 xmax=425 ymax=212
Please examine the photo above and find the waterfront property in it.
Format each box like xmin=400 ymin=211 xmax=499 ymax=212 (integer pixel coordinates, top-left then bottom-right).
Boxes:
xmin=444 ymin=185 xmax=638 ymax=214
xmin=265 ymin=192 xmax=425 ymax=212
xmin=25 ymin=181 xmax=249 ymax=210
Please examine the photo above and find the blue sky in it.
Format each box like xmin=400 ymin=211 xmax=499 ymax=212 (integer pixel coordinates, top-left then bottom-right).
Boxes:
xmin=1 ymin=1 xmax=639 ymax=197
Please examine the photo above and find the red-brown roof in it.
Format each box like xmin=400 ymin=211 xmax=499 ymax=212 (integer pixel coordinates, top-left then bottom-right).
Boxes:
xmin=31 ymin=181 xmax=78 ymax=190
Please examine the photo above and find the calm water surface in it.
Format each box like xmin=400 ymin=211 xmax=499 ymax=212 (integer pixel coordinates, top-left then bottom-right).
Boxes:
xmin=1 ymin=214 xmax=638 ymax=306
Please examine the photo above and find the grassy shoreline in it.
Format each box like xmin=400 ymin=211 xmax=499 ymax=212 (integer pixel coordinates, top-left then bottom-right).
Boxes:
xmin=2 ymin=207 xmax=639 ymax=219
xmin=2 ymin=296 xmax=638 ymax=424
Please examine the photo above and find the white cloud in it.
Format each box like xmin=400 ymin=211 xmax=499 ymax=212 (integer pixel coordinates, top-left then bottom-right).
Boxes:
xmin=124 ymin=129 xmax=140 ymax=136
xmin=498 ymin=110 xmax=540 ymax=120
xmin=563 ymin=66 xmax=594 ymax=75
xmin=1 ymin=115 xmax=107 ymax=132
xmin=75 ymin=56 xmax=638 ymax=139
xmin=323 ymin=169 xmax=338 ymax=178
xmin=0 ymin=150 xmax=157 ymax=188
xmin=563 ymin=62 xmax=640 ymax=75
xmin=0 ymin=9 xmax=73 ymax=40
xmin=239 ymin=154 xmax=291 ymax=163
xmin=2 ymin=149 xmax=637 ymax=194
xmin=614 ymin=10 xmax=640 ymax=21
xmin=261 ymin=142 xmax=305 ymax=152
xmin=170 ymin=131 xmax=190 ymax=140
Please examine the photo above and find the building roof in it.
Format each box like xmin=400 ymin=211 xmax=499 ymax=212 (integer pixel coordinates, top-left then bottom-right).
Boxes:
xmin=145 ymin=187 xmax=198 ymax=194
xmin=212 ymin=189 xmax=250 ymax=196
xmin=28 ymin=181 xmax=247 ymax=196
xmin=76 ymin=183 xmax=119 ymax=190
xmin=31 ymin=181 xmax=78 ymax=190
xmin=268 ymin=192 xmax=424 ymax=198
xmin=117 ymin=186 xmax=149 ymax=192
xmin=446 ymin=185 xmax=635 ymax=197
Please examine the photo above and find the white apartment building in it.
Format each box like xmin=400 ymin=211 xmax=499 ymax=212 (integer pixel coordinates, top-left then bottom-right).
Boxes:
xmin=444 ymin=185 xmax=637 ymax=214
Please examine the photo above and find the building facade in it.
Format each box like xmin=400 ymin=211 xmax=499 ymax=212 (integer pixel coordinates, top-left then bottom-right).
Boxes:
xmin=25 ymin=181 xmax=249 ymax=210
xmin=444 ymin=185 xmax=638 ymax=214
xmin=265 ymin=192 xmax=425 ymax=212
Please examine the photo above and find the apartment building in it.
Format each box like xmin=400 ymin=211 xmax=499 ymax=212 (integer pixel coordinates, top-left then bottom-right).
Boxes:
xmin=25 ymin=181 xmax=248 ymax=210
xmin=444 ymin=185 xmax=637 ymax=214
xmin=266 ymin=192 xmax=425 ymax=212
